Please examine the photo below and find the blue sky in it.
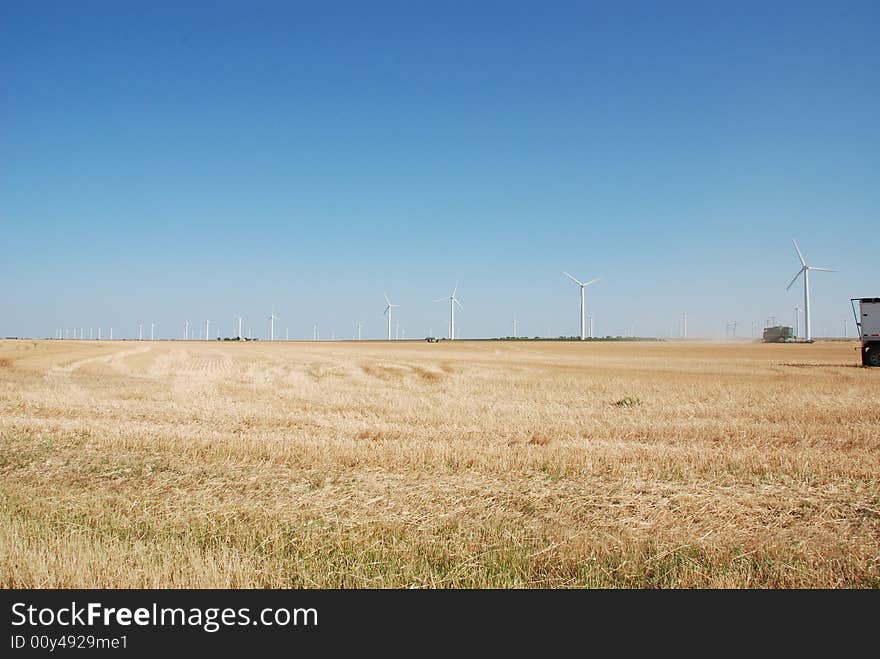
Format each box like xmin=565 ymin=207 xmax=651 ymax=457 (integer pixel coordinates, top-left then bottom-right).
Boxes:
xmin=2 ymin=1 xmax=877 ymax=339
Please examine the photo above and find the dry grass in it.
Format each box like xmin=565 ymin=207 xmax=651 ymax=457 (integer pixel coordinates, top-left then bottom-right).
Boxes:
xmin=1 ymin=338 xmax=878 ymax=588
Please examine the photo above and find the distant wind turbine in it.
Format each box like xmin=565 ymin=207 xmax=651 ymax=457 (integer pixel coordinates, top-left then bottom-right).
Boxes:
xmin=205 ymin=319 xmax=211 ymax=341
xmin=563 ymin=272 xmax=599 ymax=340
xmin=235 ymin=316 xmax=243 ymax=340
xmin=383 ymin=294 xmax=399 ymax=341
xmin=786 ymin=239 xmax=835 ymax=342
xmin=356 ymin=321 xmax=363 ymax=341
xmin=435 ymin=283 xmax=462 ymax=341
xmin=268 ymin=309 xmax=279 ymax=341
xmin=512 ymin=318 xmax=519 ymax=338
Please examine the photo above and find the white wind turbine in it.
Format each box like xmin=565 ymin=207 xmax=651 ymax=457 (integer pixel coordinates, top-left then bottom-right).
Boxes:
xmin=562 ymin=272 xmax=599 ymax=340
xmin=786 ymin=239 xmax=834 ymax=342
xmin=435 ymin=283 xmax=462 ymax=341
xmin=235 ymin=315 xmax=243 ymax=340
xmin=383 ymin=294 xmax=399 ymax=341
xmin=268 ymin=309 xmax=280 ymax=341
xmin=184 ymin=320 xmax=189 ymax=341
xmin=205 ymin=319 xmax=211 ymax=341
xmin=356 ymin=321 xmax=363 ymax=341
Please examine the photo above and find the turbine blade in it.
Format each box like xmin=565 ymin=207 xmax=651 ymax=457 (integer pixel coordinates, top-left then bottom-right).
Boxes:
xmin=809 ymin=267 xmax=835 ymax=272
xmin=384 ymin=294 xmax=391 ymax=306
xmin=786 ymin=268 xmax=804 ymax=290
xmin=562 ymin=271 xmax=584 ymax=286
xmin=792 ymin=239 xmax=806 ymax=266
xmin=454 ymin=299 xmax=463 ymax=310
xmin=434 ymin=297 xmax=447 ymax=303
xmin=583 ymin=277 xmax=600 ymax=287
xmin=451 ymin=281 xmax=459 ymax=297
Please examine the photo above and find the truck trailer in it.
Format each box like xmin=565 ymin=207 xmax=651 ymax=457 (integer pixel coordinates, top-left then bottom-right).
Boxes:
xmin=852 ymin=298 xmax=880 ymax=366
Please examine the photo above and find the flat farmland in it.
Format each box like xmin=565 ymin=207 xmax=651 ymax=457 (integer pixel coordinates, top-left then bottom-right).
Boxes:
xmin=1 ymin=339 xmax=878 ymax=587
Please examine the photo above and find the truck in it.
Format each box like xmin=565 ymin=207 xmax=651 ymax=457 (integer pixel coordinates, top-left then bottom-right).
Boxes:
xmin=762 ymin=325 xmax=796 ymax=343
xmin=852 ymin=298 xmax=880 ymax=366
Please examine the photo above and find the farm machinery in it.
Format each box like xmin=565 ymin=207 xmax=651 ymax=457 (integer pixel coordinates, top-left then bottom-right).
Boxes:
xmin=852 ymin=298 xmax=880 ymax=366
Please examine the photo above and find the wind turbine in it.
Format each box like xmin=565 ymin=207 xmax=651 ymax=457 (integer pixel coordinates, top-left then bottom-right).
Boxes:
xmin=356 ymin=321 xmax=363 ymax=341
xmin=205 ymin=319 xmax=211 ymax=341
xmin=235 ymin=316 xmax=243 ymax=340
xmin=150 ymin=322 xmax=155 ymax=341
xmin=184 ymin=320 xmax=189 ymax=341
xmin=512 ymin=318 xmax=519 ymax=338
xmin=435 ymin=283 xmax=462 ymax=340
xmin=138 ymin=323 xmax=143 ymax=341
xmin=383 ymin=294 xmax=399 ymax=341
xmin=786 ymin=239 xmax=835 ymax=342
xmin=268 ymin=309 xmax=279 ymax=341
xmin=794 ymin=307 xmax=802 ymax=339
xmin=562 ymin=272 xmax=599 ymax=340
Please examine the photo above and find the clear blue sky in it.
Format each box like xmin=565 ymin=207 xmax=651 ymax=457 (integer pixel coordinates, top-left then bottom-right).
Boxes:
xmin=2 ymin=1 xmax=877 ymax=339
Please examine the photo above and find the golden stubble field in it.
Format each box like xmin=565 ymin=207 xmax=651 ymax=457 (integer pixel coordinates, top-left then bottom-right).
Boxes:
xmin=1 ymin=338 xmax=878 ymax=588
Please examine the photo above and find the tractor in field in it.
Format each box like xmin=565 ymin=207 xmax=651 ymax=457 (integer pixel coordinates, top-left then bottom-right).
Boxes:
xmin=762 ymin=325 xmax=796 ymax=343
xmin=852 ymin=298 xmax=880 ymax=366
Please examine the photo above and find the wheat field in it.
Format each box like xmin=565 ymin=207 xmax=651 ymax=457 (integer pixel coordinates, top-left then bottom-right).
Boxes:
xmin=1 ymin=338 xmax=878 ymax=588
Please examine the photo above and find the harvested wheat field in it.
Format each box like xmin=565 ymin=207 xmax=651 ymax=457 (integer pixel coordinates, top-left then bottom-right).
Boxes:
xmin=1 ymin=338 xmax=878 ymax=588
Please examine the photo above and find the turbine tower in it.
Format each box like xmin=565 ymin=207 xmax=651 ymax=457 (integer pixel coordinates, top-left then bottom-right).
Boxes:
xmin=357 ymin=321 xmax=363 ymax=341
xmin=235 ymin=316 xmax=243 ymax=340
xmin=268 ymin=309 xmax=279 ymax=341
xmin=563 ymin=272 xmax=599 ymax=340
xmin=184 ymin=320 xmax=189 ymax=341
xmin=205 ymin=319 xmax=211 ymax=341
xmin=786 ymin=239 xmax=835 ymax=342
xmin=383 ymin=294 xmax=399 ymax=341
xmin=512 ymin=318 xmax=519 ymax=338
xmin=435 ymin=283 xmax=463 ymax=341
